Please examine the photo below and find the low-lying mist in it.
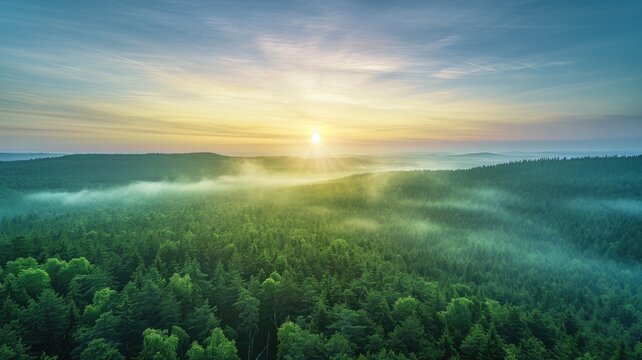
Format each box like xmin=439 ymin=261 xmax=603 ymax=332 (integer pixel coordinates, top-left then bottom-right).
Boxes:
xmin=26 ymin=169 xmax=336 ymax=206
xmin=568 ymin=197 xmax=642 ymax=217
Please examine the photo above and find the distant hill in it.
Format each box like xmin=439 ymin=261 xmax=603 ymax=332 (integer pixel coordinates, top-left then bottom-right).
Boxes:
xmin=2 ymin=152 xmax=640 ymax=193
xmin=452 ymin=151 xmax=504 ymax=157
xmin=0 ymin=152 xmax=372 ymax=192
xmin=0 ymin=152 xmax=64 ymax=161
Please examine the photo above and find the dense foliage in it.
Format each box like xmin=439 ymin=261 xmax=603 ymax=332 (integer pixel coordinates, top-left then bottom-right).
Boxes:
xmin=0 ymin=156 xmax=641 ymax=359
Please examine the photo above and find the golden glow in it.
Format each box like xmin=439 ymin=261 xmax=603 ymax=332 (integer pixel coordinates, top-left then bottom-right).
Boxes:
xmin=1 ymin=38 xmax=569 ymax=155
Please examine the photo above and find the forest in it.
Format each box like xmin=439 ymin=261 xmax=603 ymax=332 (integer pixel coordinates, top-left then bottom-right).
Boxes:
xmin=0 ymin=155 xmax=641 ymax=359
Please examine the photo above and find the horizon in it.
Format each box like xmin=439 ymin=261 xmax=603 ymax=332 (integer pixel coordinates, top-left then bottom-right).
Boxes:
xmin=2 ymin=149 xmax=641 ymax=157
xmin=2 ymin=150 xmax=640 ymax=172
xmin=2 ymin=1 xmax=642 ymax=154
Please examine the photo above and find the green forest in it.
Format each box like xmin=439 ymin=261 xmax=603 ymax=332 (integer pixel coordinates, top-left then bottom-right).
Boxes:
xmin=0 ymin=155 xmax=641 ymax=359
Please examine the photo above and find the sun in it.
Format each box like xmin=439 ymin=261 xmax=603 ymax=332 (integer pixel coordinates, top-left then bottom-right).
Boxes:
xmin=311 ymin=132 xmax=321 ymax=144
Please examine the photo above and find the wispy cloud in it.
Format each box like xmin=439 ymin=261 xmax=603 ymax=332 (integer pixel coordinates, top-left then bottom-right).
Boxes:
xmin=432 ymin=60 xmax=571 ymax=79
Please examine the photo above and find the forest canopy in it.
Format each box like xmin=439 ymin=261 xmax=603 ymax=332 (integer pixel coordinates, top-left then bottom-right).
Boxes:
xmin=0 ymin=155 xmax=641 ymax=359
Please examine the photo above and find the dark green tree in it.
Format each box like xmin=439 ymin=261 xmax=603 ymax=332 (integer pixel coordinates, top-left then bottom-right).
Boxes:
xmin=21 ymin=289 xmax=69 ymax=356
xmin=80 ymin=338 xmax=125 ymax=360
xmin=186 ymin=301 xmax=219 ymax=342
xmin=234 ymin=289 xmax=260 ymax=360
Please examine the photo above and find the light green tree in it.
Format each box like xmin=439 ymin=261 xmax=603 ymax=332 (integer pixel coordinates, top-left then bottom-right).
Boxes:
xmin=14 ymin=268 xmax=51 ymax=299
xmin=277 ymin=321 xmax=325 ymax=360
xmin=186 ymin=328 xmax=240 ymax=360
xmin=139 ymin=328 xmax=179 ymax=360
xmin=439 ymin=297 xmax=473 ymax=343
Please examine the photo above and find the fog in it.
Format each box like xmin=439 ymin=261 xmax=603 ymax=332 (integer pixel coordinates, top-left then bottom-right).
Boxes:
xmin=28 ymin=180 xmax=221 ymax=205
xmin=399 ymin=188 xmax=520 ymax=220
xmin=346 ymin=177 xmax=642 ymax=285
xmin=26 ymin=172 xmax=335 ymax=206
xmin=568 ymin=197 xmax=642 ymax=217
xmin=360 ymin=151 xmax=625 ymax=171
xmin=16 ymin=153 xmax=535 ymax=206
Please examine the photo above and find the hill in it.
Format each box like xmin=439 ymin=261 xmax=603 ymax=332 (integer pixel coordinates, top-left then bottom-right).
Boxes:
xmin=0 ymin=152 xmax=375 ymax=192
xmin=0 ymin=153 xmax=64 ymax=161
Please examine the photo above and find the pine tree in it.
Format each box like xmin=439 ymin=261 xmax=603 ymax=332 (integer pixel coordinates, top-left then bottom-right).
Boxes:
xmin=80 ymin=338 xmax=125 ymax=360
xmin=22 ymin=289 xmax=68 ymax=356
xmin=234 ymin=288 xmax=260 ymax=360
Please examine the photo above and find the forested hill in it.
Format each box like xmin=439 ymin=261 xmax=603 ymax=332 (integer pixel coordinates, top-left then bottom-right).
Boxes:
xmin=0 ymin=153 xmax=231 ymax=191
xmin=1 ymin=152 xmax=639 ymax=193
xmin=0 ymin=153 xmax=371 ymax=192
xmin=361 ymin=155 xmax=642 ymax=202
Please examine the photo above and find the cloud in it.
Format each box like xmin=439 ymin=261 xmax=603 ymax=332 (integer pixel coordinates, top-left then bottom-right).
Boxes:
xmin=432 ymin=60 xmax=570 ymax=79
xmin=472 ymin=114 xmax=642 ymax=141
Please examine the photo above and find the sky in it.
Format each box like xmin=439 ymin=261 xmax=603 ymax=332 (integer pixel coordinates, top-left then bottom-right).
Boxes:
xmin=1 ymin=0 xmax=641 ymax=155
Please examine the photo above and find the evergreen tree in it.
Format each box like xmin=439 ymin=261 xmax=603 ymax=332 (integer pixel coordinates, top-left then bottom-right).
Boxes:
xmin=389 ymin=315 xmax=425 ymax=355
xmin=138 ymin=328 xmax=179 ymax=360
xmin=485 ymin=324 xmax=505 ymax=360
xmin=277 ymin=322 xmax=326 ymax=360
xmin=234 ymin=288 xmax=260 ymax=360
xmin=459 ymin=324 xmax=487 ymax=360
xmin=21 ymin=289 xmax=69 ymax=356
xmin=186 ymin=328 xmax=240 ymax=360
xmin=186 ymin=301 xmax=220 ymax=342
xmin=439 ymin=298 xmax=473 ymax=343
xmin=80 ymin=338 xmax=125 ymax=360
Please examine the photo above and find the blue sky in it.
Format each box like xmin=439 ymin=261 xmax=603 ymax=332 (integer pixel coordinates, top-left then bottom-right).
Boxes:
xmin=1 ymin=0 xmax=641 ymax=154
